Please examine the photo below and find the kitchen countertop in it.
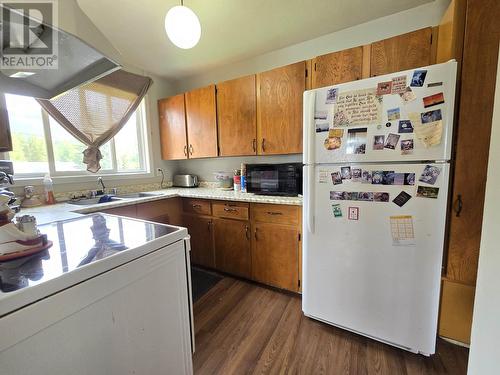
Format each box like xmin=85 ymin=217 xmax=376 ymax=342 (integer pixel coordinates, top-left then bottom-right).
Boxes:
xmin=16 ymin=187 xmax=303 ymax=225
xmin=0 ymin=213 xmax=187 ymax=317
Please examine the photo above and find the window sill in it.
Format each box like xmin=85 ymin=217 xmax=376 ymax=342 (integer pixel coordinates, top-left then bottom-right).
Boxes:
xmin=11 ymin=171 xmax=157 ymax=186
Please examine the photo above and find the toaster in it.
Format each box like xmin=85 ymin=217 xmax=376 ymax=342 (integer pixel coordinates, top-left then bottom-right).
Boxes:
xmin=173 ymin=174 xmax=199 ymax=188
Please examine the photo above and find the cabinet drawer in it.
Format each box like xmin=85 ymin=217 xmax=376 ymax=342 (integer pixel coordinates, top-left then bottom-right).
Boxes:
xmin=251 ymin=204 xmax=299 ymax=225
xmin=212 ymin=201 xmax=249 ymax=220
xmin=182 ymin=198 xmax=211 ymax=215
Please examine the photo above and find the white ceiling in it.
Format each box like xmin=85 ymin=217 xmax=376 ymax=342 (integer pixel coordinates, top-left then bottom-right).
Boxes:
xmin=77 ymin=0 xmax=433 ymax=80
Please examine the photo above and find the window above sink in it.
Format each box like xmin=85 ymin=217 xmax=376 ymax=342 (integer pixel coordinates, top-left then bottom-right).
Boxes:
xmin=1 ymin=94 xmax=152 ymax=181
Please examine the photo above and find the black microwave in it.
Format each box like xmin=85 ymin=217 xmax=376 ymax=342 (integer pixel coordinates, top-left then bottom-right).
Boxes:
xmin=245 ymin=163 xmax=302 ymax=197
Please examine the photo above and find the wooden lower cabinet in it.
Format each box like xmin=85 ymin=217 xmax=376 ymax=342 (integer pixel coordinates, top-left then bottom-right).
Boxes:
xmin=100 ymin=204 xmax=137 ymax=218
xmin=213 ymin=218 xmax=251 ymax=278
xmin=136 ymin=197 xmax=182 ymax=225
xmin=100 ymin=198 xmax=183 ymax=226
xmin=252 ymin=223 xmax=300 ymax=292
xmin=439 ymin=278 xmax=475 ymax=343
xmin=179 ymin=198 xmax=301 ymax=292
xmin=103 ymin=197 xmax=302 ymax=292
xmin=183 ymin=214 xmax=215 ymax=268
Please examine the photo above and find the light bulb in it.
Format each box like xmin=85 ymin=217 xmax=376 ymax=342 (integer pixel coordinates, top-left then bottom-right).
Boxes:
xmin=165 ymin=5 xmax=201 ymax=49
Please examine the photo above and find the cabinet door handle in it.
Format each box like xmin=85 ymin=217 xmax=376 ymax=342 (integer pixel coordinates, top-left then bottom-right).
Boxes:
xmin=254 ymin=228 xmax=258 ymax=240
xmin=192 ymin=204 xmax=202 ymax=209
xmin=183 ymin=145 xmax=188 ymax=156
xmin=207 ymin=220 xmax=211 ymax=231
xmin=245 ymin=225 xmax=250 ymax=240
xmin=189 ymin=144 xmax=194 ymax=155
xmin=267 ymin=211 xmax=283 ymax=216
xmin=454 ymin=194 xmax=463 ymax=217
xmin=252 ymin=138 xmax=257 ymax=153
xmin=224 ymin=207 xmax=237 ymax=212
xmin=261 ymin=138 xmax=266 ymax=152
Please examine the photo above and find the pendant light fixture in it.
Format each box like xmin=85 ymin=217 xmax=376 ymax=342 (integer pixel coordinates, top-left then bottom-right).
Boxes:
xmin=165 ymin=0 xmax=201 ymax=49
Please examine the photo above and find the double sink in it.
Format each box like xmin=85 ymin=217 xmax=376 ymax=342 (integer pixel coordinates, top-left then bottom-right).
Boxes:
xmin=68 ymin=192 xmax=162 ymax=206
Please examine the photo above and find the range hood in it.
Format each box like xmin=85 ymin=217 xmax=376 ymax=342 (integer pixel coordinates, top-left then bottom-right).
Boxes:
xmin=0 ymin=3 xmax=120 ymax=99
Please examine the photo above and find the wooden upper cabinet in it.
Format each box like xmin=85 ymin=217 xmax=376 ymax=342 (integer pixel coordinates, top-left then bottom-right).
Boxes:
xmin=158 ymin=94 xmax=188 ymax=160
xmin=257 ymin=61 xmax=305 ymax=155
xmin=185 ymin=84 xmax=218 ymax=158
xmin=436 ymin=0 xmax=466 ymax=70
xmin=0 ymin=95 xmax=13 ymax=152
xmin=370 ymin=27 xmax=433 ymax=76
xmin=311 ymin=46 xmax=364 ymax=88
xmin=217 ymin=75 xmax=257 ymax=156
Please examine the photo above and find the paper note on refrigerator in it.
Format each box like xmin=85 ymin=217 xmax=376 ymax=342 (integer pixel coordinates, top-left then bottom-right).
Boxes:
xmin=414 ymin=120 xmax=443 ymax=148
xmin=333 ymin=88 xmax=382 ymax=127
xmin=390 ymin=215 xmax=415 ymax=246
xmin=318 ymin=170 xmax=329 ymax=183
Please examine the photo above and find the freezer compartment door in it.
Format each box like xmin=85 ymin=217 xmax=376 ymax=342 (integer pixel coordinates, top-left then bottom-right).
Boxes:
xmin=302 ymin=163 xmax=449 ymax=354
xmin=304 ymin=61 xmax=457 ymax=165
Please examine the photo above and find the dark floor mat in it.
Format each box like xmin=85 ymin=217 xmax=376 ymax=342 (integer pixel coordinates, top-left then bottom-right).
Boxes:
xmin=191 ymin=267 xmax=223 ymax=302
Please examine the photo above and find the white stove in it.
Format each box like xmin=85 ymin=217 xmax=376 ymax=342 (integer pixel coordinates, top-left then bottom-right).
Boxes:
xmin=0 ymin=213 xmax=194 ymax=375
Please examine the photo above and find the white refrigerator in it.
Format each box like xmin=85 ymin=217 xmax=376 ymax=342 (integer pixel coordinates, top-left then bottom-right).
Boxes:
xmin=302 ymin=61 xmax=457 ymax=355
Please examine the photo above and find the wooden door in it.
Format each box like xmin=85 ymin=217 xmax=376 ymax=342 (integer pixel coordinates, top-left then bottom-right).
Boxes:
xmin=0 ymin=95 xmax=12 ymax=152
xmin=370 ymin=28 xmax=433 ymax=76
xmin=183 ymin=214 xmax=215 ymax=268
xmin=311 ymin=46 xmax=364 ymax=88
xmin=257 ymin=61 xmax=305 ymax=155
xmin=439 ymin=0 xmax=500 ymax=344
xmin=213 ymin=218 xmax=251 ymax=278
xmin=252 ymin=223 xmax=299 ymax=291
xmin=158 ymin=94 xmax=188 ymax=160
xmin=217 ymin=75 xmax=257 ymax=156
xmin=185 ymin=84 xmax=218 ymax=158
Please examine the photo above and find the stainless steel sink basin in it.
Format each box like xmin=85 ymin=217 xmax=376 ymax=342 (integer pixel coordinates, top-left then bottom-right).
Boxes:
xmin=67 ymin=192 xmax=162 ymax=206
xmin=67 ymin=196 xmax=124 ymax=206
xmin=117 ymin=192 xmax=163 ymax=199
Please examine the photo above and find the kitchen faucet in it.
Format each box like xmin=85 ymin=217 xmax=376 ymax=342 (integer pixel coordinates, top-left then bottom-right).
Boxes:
xmin=97 ymin=177 xmax=106 ymax=194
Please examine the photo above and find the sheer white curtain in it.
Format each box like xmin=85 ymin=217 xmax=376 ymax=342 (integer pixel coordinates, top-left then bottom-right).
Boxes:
xmin=37 ymin=70 xmax=152 ymax=172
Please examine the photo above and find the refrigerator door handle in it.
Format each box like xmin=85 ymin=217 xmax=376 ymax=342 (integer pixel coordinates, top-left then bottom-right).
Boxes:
xmin=303 ymin=90 xmax=316 ymax=165
xmin=306 ymin=165 xmax=315 ymax=234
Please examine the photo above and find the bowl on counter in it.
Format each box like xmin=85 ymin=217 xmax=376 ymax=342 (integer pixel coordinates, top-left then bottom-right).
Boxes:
xmin=213 ymin=172 xmax=233 ymax=189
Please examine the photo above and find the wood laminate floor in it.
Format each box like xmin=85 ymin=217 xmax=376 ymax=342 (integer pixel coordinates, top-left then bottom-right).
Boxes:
xmin=193 ymin=277 xmax=469 ymax=375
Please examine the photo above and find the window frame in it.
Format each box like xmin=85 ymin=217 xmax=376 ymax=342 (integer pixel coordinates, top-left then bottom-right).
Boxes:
xmin=2 ymin=94 xmax=154 ymax=183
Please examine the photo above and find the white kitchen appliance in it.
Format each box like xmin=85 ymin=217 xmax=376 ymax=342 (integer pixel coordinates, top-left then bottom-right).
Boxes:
xmin=0 ymin=214 xmax=194 ymax=374
xmin=302 ymin=61 xmax=457 ymax=355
